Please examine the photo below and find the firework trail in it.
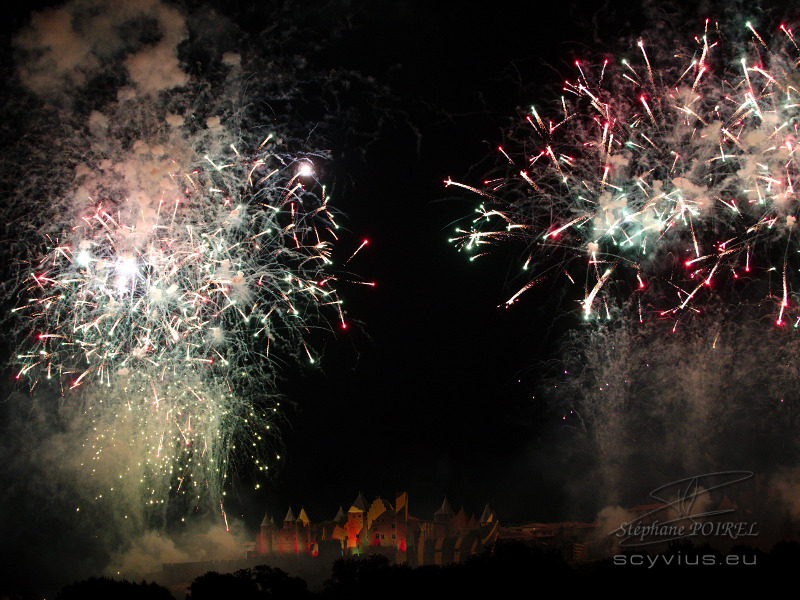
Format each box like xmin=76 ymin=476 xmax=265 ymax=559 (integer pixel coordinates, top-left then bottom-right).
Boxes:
xmin=548 ymin=304 xmax=800 ymax=505
xmin=1 ymin=0 xmax=367 ymax=529
xmin=450 ymin=19 xmax=800 ymax=325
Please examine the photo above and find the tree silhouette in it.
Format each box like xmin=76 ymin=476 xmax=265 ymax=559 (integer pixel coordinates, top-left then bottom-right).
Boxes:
xmin=57 ymin=577 xmax=172 ymax=600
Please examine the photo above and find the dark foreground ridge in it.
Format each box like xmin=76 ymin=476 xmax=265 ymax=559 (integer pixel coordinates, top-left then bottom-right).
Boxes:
xmin=45 ymin=539 xmax=799 ymax=600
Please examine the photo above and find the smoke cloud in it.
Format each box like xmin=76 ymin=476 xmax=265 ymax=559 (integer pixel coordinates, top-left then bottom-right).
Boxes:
xmin=541 ymin=304 xmax=800 ymax=525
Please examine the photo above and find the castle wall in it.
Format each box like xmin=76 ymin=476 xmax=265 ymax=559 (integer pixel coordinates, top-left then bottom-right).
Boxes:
xmin=255 ymin=492 xmax=498 ymax=567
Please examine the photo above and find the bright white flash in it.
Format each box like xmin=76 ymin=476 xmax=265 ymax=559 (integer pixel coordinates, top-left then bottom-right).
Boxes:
xmin=117 ymin=255 xmax=137 ymax=277
xmin=76 ymin=250 xmax=91 ymax=267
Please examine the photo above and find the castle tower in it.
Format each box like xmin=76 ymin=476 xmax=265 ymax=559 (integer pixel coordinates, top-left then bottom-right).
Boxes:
xmin=395 ymin=492 xmax=409 ymax=556
xmin=434 ymin=497 xmax=455 ymax=538
xmin=297 ymin=507 xmax=312 ymax=552
xmin=479 ymin=503 xmax=499 ymax=546
xmin=331 ymin=506 xmax=347 ymax=549
xmin=258 ymin=513 xmax=275 ymax=554
xmin=277 ymin=507 xmax=300 ymax=554
xmin=453 ymin=506 xmax=468 ymax=535
xmin=345 ymin=492 xmax=368 ymax=551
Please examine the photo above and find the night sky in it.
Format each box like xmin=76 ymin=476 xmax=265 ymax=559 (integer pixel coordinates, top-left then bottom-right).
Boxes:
xmin=3 ymin=0 xmax=800 ymax=595
xmin=234 ymin=0 xmax=614 ymax=525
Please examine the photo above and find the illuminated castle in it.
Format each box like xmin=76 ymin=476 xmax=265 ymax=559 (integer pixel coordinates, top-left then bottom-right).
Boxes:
xmin=255 ymin=492 xmax=500 ymax=566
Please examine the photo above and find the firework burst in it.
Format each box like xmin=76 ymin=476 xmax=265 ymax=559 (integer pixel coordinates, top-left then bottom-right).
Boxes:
xmin=8 ymin=138 xmax=343 ymax=519
xmin=14 ymin=142 xmax=339 ymax=393
xmin=450 ymin=19 xmax=800 ymax=325
xmin=8 ymin=135 xmax=355 ymax=525
xmin=1 ymin=0 xmax=372 ymax=527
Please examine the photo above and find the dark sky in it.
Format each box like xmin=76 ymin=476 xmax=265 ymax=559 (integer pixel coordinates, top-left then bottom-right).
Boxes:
xmin=231 ymin=0 xmax=641 ymax=526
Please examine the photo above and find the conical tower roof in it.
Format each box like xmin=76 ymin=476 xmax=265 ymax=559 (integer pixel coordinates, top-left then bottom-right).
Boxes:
xmin=260 ymin=513 xmax=275 ymax=527
xmin=297 ymin=507 xmax=310 ymax=525
xmin=434 ymin=497 xmax=455 ymax=517
xmin=334 ymin=506 xmax=346 ymax=522
xmin=479 ymin=503 xmax=495 ymax=524
xmin=349 ymin=491 xmax=368 ymax=512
